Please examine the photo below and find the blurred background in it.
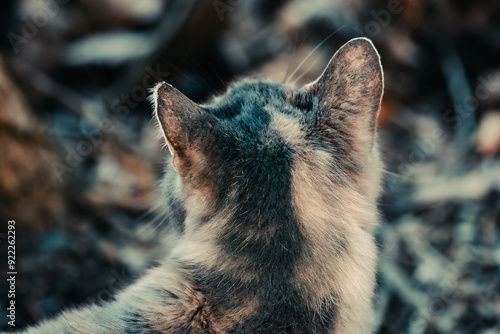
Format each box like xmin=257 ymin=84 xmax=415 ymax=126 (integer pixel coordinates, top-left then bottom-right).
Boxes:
xmin=0 ymin=0 xmax=499 ymax=332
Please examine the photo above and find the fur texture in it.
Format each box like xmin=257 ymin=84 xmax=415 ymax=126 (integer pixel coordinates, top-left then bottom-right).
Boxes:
xmin=16 ymin=37 xmax=384 ymax=334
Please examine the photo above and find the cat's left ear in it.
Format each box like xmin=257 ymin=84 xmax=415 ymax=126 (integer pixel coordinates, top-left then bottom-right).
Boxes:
xmin=306 ymin=37 xmax=383 ymax=143
xmin=153 ymin=82 xmax=215 ymax=176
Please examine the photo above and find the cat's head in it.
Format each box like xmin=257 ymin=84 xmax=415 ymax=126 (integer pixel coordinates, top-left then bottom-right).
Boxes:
xmin=152 ymin=38 xmax=383 ymax=232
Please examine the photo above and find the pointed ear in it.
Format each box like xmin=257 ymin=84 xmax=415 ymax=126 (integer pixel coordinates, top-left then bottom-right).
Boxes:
xmin=306 ymin=38 xmax=383 ymax=143
xmin=152 ymin=82 xmax=214 ymax=175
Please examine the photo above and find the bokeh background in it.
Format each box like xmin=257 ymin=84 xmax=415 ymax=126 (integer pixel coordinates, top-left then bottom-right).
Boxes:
xmin=1 ymin=0 xmax=500 ymax=332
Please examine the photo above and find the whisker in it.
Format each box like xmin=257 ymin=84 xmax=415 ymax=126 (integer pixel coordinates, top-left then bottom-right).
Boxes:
xmin=290 ymin=55 xmax=321 ymax=86
xmin=134 ymin=208 xmax=155 ymax=224
xmin=282 ymin=29 xmax=302 ymax=84
xmin=149 ymin=216 xmax=169 ymax=234
xmin=137 ymin=210 xmax=168 ymax=236
xmin=163 ymin=59 xmax=204 ymax=90
xmin=133 ymin=201 xmax=164 ymax=223
xmin=286 ymin=24 xmax=347 ymax=84
xmin=206 ymin=60 xmax=226 ymax=88
xmin=183 ymin=55 xmax=211 ymax=87
xmin=382 ymin=169 xmax=411 ymax=182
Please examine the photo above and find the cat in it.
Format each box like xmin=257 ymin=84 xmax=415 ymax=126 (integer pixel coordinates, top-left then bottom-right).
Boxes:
xmin=17 ymin=37 xmax=384 ymax=334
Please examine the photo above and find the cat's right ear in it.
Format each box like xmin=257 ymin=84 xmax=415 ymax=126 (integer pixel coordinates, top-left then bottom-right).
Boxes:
xmin=152 ymin=82 xmax=215 ymax=176
xmin=305 ymin=38 xmax=383 ymax=147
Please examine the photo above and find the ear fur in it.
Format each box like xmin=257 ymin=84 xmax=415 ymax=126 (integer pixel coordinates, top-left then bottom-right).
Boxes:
xmin=153 ymin=82 xmax=214 ymax=174
xmin=306 ymin=37 xmax=384 ymax=141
